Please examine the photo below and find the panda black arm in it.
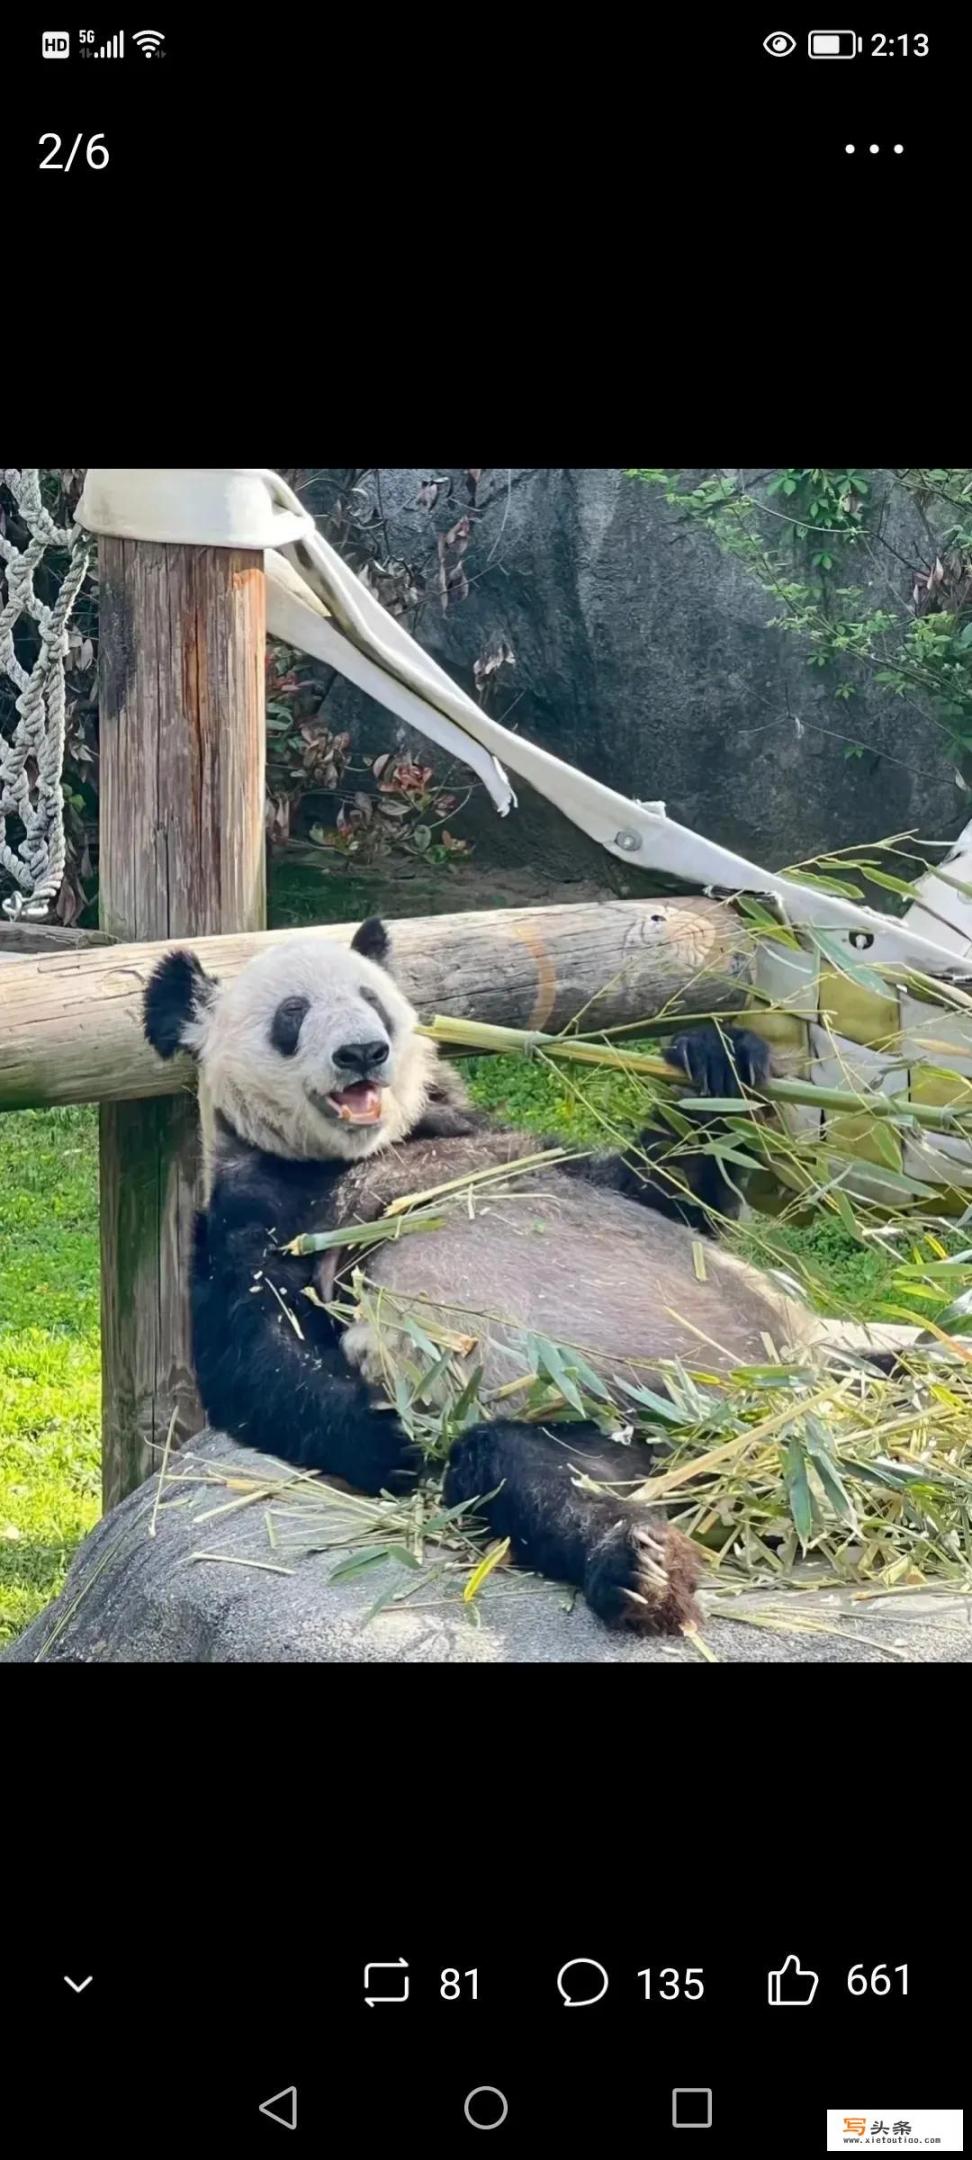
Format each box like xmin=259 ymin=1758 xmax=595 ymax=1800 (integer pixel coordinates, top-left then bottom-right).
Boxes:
xmin=548 ymin=1022 xmax=772 ymax=1233
xmin=191 ymin=1170 xmax=422 ymax=1495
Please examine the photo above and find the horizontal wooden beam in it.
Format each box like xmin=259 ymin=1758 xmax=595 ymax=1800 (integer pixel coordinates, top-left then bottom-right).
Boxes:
xmin=0 ymin=897 xmax=753 ymax=1113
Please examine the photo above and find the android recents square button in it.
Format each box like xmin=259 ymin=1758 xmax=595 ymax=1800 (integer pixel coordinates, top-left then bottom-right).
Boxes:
xmin=672 ymin=2089 xmax=713 ymax=2129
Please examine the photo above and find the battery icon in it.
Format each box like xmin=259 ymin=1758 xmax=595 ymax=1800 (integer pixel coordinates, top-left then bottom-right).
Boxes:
xmin=808 ymin=30 xmax=861 ymax=57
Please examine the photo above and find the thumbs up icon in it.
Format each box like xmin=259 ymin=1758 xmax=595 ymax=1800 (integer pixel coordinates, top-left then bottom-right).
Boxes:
xmin=767 ymin=1954 xmax=819 ymax=2006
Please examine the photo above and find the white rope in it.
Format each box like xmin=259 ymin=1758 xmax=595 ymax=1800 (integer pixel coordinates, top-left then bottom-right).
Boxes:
xmin=0 ymin=471 xmax=90 ymax=919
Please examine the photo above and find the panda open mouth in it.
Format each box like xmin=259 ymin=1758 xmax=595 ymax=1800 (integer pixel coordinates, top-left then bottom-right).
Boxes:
xmin=324 ymin=1081 xmax=386 ymax=1125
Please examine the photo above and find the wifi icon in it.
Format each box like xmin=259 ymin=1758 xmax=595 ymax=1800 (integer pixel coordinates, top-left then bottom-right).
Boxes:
xmin=133 ymin=28 xmax=165 ymax=57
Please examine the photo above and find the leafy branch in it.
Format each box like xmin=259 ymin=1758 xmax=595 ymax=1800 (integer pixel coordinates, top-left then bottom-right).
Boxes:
xmin=627 ymin=467 xmax=972 ymax=770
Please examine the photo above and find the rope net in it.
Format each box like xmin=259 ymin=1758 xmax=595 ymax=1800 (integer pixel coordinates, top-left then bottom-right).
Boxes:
xmin=0 ymin=469 xmax=90 ymax=919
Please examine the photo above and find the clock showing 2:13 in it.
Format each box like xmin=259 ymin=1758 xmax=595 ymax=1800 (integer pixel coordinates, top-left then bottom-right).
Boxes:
xmin=871 ymin=32 xmax=929 ymax=55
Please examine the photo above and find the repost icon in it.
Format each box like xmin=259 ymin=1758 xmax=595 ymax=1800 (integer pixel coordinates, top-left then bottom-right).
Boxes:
xmin=364 ymin=1957 xmax=409 ymax=2006
xmin=768 ymin=1954 xmax=819 ymax=2006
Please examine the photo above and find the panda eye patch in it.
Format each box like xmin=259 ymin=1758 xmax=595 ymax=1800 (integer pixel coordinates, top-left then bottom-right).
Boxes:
xmin=361 ymin=986 xmax=393 ymax=1035
xmin=270 ymin=995 xmax=310 ymax=1056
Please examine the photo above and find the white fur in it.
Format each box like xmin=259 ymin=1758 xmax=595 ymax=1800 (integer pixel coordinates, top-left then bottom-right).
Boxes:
xmin=188 ymin=935 xmax=439 ymax=1195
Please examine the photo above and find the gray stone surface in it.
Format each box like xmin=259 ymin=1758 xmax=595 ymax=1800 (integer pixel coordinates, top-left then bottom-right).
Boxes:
xmin=294 ymin=469 xmax=962 ymax=881
xmin=5 ymin=1432 xmax=971 ymax=1664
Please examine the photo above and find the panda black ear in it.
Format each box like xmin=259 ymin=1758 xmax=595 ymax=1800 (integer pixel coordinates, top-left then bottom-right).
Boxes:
xmin=143 ymin=949 xmax=218 ymax=1060
xmin=351 ymin=916 xmax=391 ymax=968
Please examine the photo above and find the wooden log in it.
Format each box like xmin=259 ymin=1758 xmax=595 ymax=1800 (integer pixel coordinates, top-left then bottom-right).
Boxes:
xmin=0 ymin=896 xmax=753 ymax=1112
xmin=97 ymin=538 xmax=266 ymax=1510
xmin=0 ymin=925 xmax=115 ymax=959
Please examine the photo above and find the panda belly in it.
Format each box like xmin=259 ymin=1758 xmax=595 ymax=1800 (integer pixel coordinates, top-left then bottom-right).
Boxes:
xmin=338 ymin=1174 xmax=815 ymax=1399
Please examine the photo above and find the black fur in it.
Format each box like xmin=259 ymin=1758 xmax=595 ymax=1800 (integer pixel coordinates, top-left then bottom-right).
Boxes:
xmin=351 ymin=917 xmax=391 ymax=966
xmin=143 ymin=949 xmax=214 ymax=1060
xmin=190 ymin=1131 xmax=423 ymax=1496
xmin=443 ymin=1420 xmax=645 ymax=1583
xmin=360 ymin=985 xmax=395 ymax=1038
xmin=443 ymin=1423 xmax=699 ymax=1633
xmin=669 ymin=1022 xmax=771 ymax=1098
xmin=270 ymin=994 xmax=310 ymax=1057
xmin=146 ymin=986 xmax=765 ymax=1630
xmin=552 ymin=1022 xmax=772 ymax=1234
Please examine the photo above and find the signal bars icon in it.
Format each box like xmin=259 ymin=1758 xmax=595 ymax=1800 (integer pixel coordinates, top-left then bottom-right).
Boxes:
xmin=93 ymin=29 xmax=124 ymax=57
xmin=133 ymin=28 xmax=165 ymax=56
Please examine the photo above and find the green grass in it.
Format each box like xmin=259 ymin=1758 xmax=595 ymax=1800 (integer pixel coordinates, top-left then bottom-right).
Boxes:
xmin=0 ymin=1106 xmax=101 ymax=1642
xmin=270 ymin=861 xmax=391 ymax=930
xmin=0 ymin=853 xmax=944 ymax=1645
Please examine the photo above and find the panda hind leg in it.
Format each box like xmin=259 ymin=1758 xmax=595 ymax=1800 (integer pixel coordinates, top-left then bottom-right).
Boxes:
xmin=443 ymin=1420 xmax=701 ymax=1636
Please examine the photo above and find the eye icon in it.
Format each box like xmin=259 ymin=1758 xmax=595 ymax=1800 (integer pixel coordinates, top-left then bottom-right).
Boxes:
xmin=763 ymin=30 xmax=796 ymax=55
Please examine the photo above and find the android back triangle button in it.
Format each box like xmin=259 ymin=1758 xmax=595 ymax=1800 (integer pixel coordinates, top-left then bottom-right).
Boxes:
xmin=259 ymin=2086 xmax=298 ymax=2130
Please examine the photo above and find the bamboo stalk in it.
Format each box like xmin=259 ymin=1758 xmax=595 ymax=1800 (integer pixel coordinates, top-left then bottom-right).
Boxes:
xmin=383 ymin=1145 xmax=579 ymax=1217
xmin=419 ymin=1013 xmax=679 ymax=1072
xmin=416 ymin=1014 xmax=972 ymax=1135
xmin=281 ymin=1210 xmax=449 ymax=1256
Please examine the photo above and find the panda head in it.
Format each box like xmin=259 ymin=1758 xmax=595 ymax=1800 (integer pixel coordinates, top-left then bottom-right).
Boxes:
xmin=143 ymin=918 xmax=439 ymax=1169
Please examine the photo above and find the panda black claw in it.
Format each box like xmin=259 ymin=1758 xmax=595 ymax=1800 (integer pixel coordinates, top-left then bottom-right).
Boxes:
xmin=669 ymin=1022 xmax=771 ymax=1099
xmin=584 ymin=1517 xmax=702 ymax=1634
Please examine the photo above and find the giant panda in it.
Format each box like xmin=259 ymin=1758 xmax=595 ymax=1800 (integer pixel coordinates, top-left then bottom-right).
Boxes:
xmin=143 ymin=919 xmax=897 ymax=1637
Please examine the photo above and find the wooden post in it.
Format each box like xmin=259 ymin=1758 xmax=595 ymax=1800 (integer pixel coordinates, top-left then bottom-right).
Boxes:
xmin=98 ymin=540 xmax=265 ymax=1508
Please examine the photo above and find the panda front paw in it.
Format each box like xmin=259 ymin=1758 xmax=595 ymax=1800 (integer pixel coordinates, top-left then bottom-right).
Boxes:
xmin=583 ymin=1516 xmax=702 ymax=1635
xmin=353 ymin=1416 xmax=426 ymax=1498
xmin=441 ymin=1423 xmax=501 ymax=1508
xmin=669 ymin=1022 xmax=771 ymax=1099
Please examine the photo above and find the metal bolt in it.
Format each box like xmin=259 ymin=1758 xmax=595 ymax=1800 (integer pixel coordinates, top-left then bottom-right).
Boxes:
xmin=614 ymin=829 xmax=642 ymax=853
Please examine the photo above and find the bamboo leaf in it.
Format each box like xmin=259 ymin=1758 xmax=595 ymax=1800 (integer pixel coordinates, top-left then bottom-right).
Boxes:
xmin=362 ymin=1581 xmax=411 ymax=1624
xmin=804 ymin=1421 xmax=857 ymax=1525
xmin=735 ymin=896 xmax=800 ymax=942
xmin=857 ymin=866 xmax=923 ymax=900
xmin=612 ymin=1377 xmax=692 ymax=1424
xmin=783 ymin=870 xmax=867 ymax=899
xmin=463 ymin=1537 xmax=511 ymax=1602
xmin=825 ymin=1162 xmax=936 ymax=1200
xmin=396 ymin=1312 xmax=445 ymax=1361
xmin=447 ymin=1363 xmax=487 ymax=1428
xmin=841 ymin=1458 xmax=911 ymax=1492
xmin=527 ymin=1334 xmax=587 ymax=1416
xmin=830 ymin=1186 xmax=863 ymax=1237
xmin=804 ymin=927 xmax=891 ymax=999
xmin=328 ymin=1547 xmax=393 ymax=1583
xmin=421 ymin=1483 xmax=504 ymax=1533
xmin=678 ymin=1097 xmax=763 ymax=1116
xmin=554 ymin=1347 xmax=613 ymax=1403
xmin=784 ymin=1435 xmax=814 ymax=1547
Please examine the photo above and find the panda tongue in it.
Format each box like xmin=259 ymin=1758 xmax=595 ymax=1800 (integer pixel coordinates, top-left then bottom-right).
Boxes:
xmin=333 ymin=1081 xmax=382 ymax=1123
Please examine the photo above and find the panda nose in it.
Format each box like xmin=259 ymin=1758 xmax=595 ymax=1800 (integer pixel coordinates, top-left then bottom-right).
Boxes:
xmin=333 ymin=1039 xmax=389 ymax=1077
